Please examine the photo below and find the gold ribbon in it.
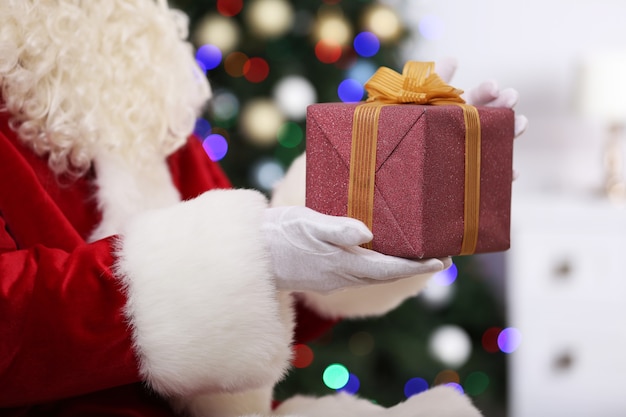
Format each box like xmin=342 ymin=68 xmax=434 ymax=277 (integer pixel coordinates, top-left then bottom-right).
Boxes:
xmin=347 ymin=61 xmax=481 ymax=255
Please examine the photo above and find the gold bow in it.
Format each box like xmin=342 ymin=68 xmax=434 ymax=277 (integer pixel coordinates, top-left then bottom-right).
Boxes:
xmin=348 ymin=61 xmax=482 ymax=256
xmin=364 ymin=61 xmax=466 ymax=105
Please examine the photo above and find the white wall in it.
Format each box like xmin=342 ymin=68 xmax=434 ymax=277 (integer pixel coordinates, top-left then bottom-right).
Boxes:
xmin=384 ymin=2 xmax=626 ymax=416
xmin=388 ymin=0 xmax=626 ymax=196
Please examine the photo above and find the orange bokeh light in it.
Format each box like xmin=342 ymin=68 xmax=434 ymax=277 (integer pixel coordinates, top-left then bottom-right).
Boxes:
xmin=224 ymin=52 xmax=249 ymax=77
xmin=315 ymin=39 xmax=342 ymax=64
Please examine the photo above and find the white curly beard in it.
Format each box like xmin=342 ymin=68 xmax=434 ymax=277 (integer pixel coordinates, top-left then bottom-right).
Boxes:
xmin=0 ymin=0 xmax=211 ymax=176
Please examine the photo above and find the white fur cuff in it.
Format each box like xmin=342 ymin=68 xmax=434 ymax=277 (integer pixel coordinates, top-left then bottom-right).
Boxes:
xmin=115 ymin=189 xmax=292 ymax=397
xmin=297 ymin=272 xmax=435 ymax=319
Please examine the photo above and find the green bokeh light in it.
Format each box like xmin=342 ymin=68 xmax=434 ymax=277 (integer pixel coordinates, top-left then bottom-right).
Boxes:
xmin=322 ymin=363 xmax=350 ymax=390
xmin=464 ymin=371 xmax=490 ymax=396
xmin=277 ymin=121 xmax=303 ymax=148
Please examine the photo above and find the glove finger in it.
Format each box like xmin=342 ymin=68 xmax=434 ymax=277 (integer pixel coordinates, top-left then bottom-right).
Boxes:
xmin=466 ymin=80 xmax=499 ymax=106
xmin=440 ymin=257 xmax=453 ymax=270
xmin=435 ymin=57 xmax=458 ymax=84
xmin=481 ymin=87 xmax=519 ymax=109
xmin=514 ymin=114 xmax=528 ymax=138
xmin=301 ymin=210 xmax=373 ymax=247
xmin=343 ymin=248 xmax=445 ymax=280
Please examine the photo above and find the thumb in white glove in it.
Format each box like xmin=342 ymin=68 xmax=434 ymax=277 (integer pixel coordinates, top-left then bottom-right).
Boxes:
xmin=435 ymin=57 xmax=528 ymax=139
xmin=262 ymin=206 xmax=449 ymax=294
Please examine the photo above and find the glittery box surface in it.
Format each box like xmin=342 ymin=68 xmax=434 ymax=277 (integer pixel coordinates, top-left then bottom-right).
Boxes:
xmin=305 ymin=102 xmax=515 ymax=259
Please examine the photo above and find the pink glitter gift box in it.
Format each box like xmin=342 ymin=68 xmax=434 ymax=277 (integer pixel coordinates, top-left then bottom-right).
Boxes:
xmin=305 ymin=102 xmax=515 ymax=259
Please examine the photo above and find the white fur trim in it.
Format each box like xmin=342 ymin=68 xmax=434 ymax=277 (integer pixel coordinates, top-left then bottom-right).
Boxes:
xmin=275 ymin=393 xmax=383 ymax=417
xmin=270 ymin=153 xmax=306 ymax=208
xmin=90 ymin=150 xmax=181 ymax=241
xmin=273 ymin=386 xmax=481 ymax=417
xmin=174 ymin=292 xmax=297 ymax=417
xmin=115 ymin=189 xmax=293 ymax=397
xmin=388 ymin=386 xmax=483 ymax=417
xmin=296 ymin=272 xmax=434 ymax=319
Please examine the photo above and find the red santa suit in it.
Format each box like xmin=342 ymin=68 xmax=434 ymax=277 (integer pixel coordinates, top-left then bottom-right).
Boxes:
xmin=0 ymin=109 xmax=342 ymax=416
xmin=0 ymin=1 xmax=483 ymax=416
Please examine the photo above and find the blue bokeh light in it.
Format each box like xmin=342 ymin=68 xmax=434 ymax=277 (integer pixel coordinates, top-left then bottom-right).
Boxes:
xmin=445 ymin=382 xmax=465 ymax=394
xmin=194 ymin=117 xmax=212 ymax=139
xmin=338 ymin=79 xmax=364 ymax=103
xmin=196 ymin=44 xmax=222 ymax=71
xmin=498 ymin=327 xmax=522 ymax=354
xmin=346 ymin=60 xmax=378 ymax=85
xmin=250 ymin=158 xmax=285 ymax=192
xmin=202 ymin=134 xmax=228 ymax=161
xmin=353 ymin=31 xmax=380 ymax=58
xmin=433 ymin=262 xmax=458 ymax=286
xmin=338 ymin=373 xmax=360 ymax=395
xmin=404 ymin=377 xmax=429 ymax=398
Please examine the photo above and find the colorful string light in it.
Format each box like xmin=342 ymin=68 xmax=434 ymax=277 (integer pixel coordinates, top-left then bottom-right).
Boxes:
xmin=348 ymin=331 xmax=374 ymax=356
xmin=193 ymin=117 xmax=212 ymax=139
xmin=202 ymin=134 xmax=228 ymax=161
xmin=277 ymin=122 xmax=303 ymax=148
xmin=433 ymin=262 xmax=458 ymax=286
xmin=224 ymin=52 xmax=249 ymax=77
xmin=346 ymin=60 xmax=378 ymax=84
xmin=404 ymin=377 xmax=429 ymax=398
xmin=217 ymin=0 xmax=243 ymax=17
xmin=444 ymin=382 xmax=464 ymax=394
xmin=481 ymin=327 xmax=502 ymax=353
xmin=315 ymin=39 xmax=342 ymax=64
xmin=464 ymin=371 xmax=490 ymax=396
xmin=243 ymin=57 xmax=270 ymax=83
xmin=338 ymin=373 xmax=360 ymax=395
xmin=428 ymin=324 xmax=472 ymax=368
xmin=249 ymin=158 xmax=284 ymax=191
xmin=337 ymin=78 xmax=364 ymax=102
xmin=497 ymin=327 xmax=522 ymax=353
xmin=292 ymin=344 xmax=314 ymax=369
xmin=211 ymin=91 xmax=240 ymax=125
xmin=322 ymin=363 xmax=350 ymax=390
xmin=246 ymin=0 xmax=294 ymax=38
xmin=196 ymin=44 xmax=222 ymax=71
xmin=272 ymin=75 xmax=317 ymax=120
xmin=353 ymin=31 xmax=380 ymax=57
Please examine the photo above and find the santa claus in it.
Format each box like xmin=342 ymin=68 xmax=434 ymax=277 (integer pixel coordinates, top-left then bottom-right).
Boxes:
xmin=0 ymin=1 xmax=526 ymax=416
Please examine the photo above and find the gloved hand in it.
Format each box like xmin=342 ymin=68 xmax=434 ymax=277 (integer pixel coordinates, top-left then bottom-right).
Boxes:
xmin=262 ymin=206 xmax=449 ymax=294
xmin=435 ymin=58 xmax=528 ymax=139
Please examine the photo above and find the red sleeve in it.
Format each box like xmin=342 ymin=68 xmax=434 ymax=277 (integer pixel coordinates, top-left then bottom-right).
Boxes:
xmin=292 ymin=301 xmax=338 ymax=344
xmin=167 ymin=136 xmax=232 ymax=199
xmin=0 ymin=218 xmax=139 ymax=407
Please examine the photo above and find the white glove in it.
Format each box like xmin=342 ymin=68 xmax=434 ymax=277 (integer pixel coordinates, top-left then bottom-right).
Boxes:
xmin=465 ymin=79 xmax=528 ymax=138
xmin=262 ymin=206 xmax=449 ymax=294
xmin=435 ymin=58 xmax=528 ymax=138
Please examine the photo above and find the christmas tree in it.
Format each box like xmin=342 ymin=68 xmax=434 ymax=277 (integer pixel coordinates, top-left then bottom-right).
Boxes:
xmin=173 ymin=0 xmax=407 ymax=190
xmin=172 ymin=1 xmax=515 ymax=415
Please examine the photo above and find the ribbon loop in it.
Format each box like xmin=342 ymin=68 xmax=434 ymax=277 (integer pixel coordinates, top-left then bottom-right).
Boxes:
xmin=365 ymin=61 xmax=466 ymax=105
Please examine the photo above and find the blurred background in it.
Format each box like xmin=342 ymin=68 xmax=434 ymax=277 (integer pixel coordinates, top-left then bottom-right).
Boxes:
xmin=171 ymin=0 xmax=626 ymax=416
